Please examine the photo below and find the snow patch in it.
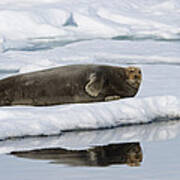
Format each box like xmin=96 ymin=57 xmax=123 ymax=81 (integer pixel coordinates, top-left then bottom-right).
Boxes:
xmin=0 ymin=96 xmax=179 ymax=140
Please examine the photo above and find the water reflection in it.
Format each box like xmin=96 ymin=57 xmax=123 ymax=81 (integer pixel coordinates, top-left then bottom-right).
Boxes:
xmin=11 ymin=142 xmax=142 ymax=167
xmin=1 ymin=120 xmax=180 ymax=154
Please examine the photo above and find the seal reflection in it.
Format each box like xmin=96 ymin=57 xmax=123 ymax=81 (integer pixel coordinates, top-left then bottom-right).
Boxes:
xmin=11 ymin=142 xmax=143 ymax=167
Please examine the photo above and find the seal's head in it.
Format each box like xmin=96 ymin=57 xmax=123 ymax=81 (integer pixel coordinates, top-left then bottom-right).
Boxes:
xmin=125 ymin=67 xmax=142 ymax=90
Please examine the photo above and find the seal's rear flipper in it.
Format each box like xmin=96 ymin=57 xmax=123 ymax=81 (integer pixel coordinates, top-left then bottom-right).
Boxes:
xmin=85 ymin=73 xmax=104 ymax=97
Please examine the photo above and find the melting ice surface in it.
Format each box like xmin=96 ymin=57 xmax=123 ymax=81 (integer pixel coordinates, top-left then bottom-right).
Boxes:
xmin=0 ymin=0 xmax=180 ymax=144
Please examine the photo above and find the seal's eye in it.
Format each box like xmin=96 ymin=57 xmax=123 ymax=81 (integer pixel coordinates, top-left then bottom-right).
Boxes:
xmin=138 ymin=70 xmax=141 ymax=74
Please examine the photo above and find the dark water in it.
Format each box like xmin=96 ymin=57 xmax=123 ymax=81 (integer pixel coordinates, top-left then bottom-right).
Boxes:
xmin=112 ymin=35 xmax=180 ymax=42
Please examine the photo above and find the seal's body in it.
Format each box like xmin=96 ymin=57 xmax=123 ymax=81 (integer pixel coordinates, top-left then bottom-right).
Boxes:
xmin=0 ymin=64 xmax=142 ymax=106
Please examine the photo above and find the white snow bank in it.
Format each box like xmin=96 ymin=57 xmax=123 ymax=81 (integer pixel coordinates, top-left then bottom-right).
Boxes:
xmin=0 ymin=0 xmax=180 ymax=72
xmin=0 ymin=10 xmax=67 ymax=40
xmin=0 ymin=0 xmax=180 ymax=51
xmin=0 ymin=96 xmax=180 ymax=141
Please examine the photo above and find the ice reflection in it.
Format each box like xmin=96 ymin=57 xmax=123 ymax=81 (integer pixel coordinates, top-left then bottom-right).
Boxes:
xmin=1 ymin=120 xmax=180 ymax=154
xmin=11 ymin=142 xmax=142 ymax=167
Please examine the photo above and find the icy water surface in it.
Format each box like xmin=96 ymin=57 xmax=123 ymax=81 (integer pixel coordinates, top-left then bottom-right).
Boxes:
xmin=1 ymin=120 xmax=180 ymax=180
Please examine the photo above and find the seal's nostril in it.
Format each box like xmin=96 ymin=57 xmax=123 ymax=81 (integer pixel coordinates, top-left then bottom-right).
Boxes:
xmin=134 ymin=75 xmax=138 ymax=79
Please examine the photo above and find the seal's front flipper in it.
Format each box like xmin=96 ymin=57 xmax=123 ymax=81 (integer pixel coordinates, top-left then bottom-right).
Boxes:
xmin=105 ymin=96 xmax=120 ymax=101
xmin=85 ymin=73 xmax=104 ymax=97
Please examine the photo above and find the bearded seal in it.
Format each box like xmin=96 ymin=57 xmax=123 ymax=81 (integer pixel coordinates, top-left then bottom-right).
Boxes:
xmin=0 ymin=64 xmax=142 ymax=106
